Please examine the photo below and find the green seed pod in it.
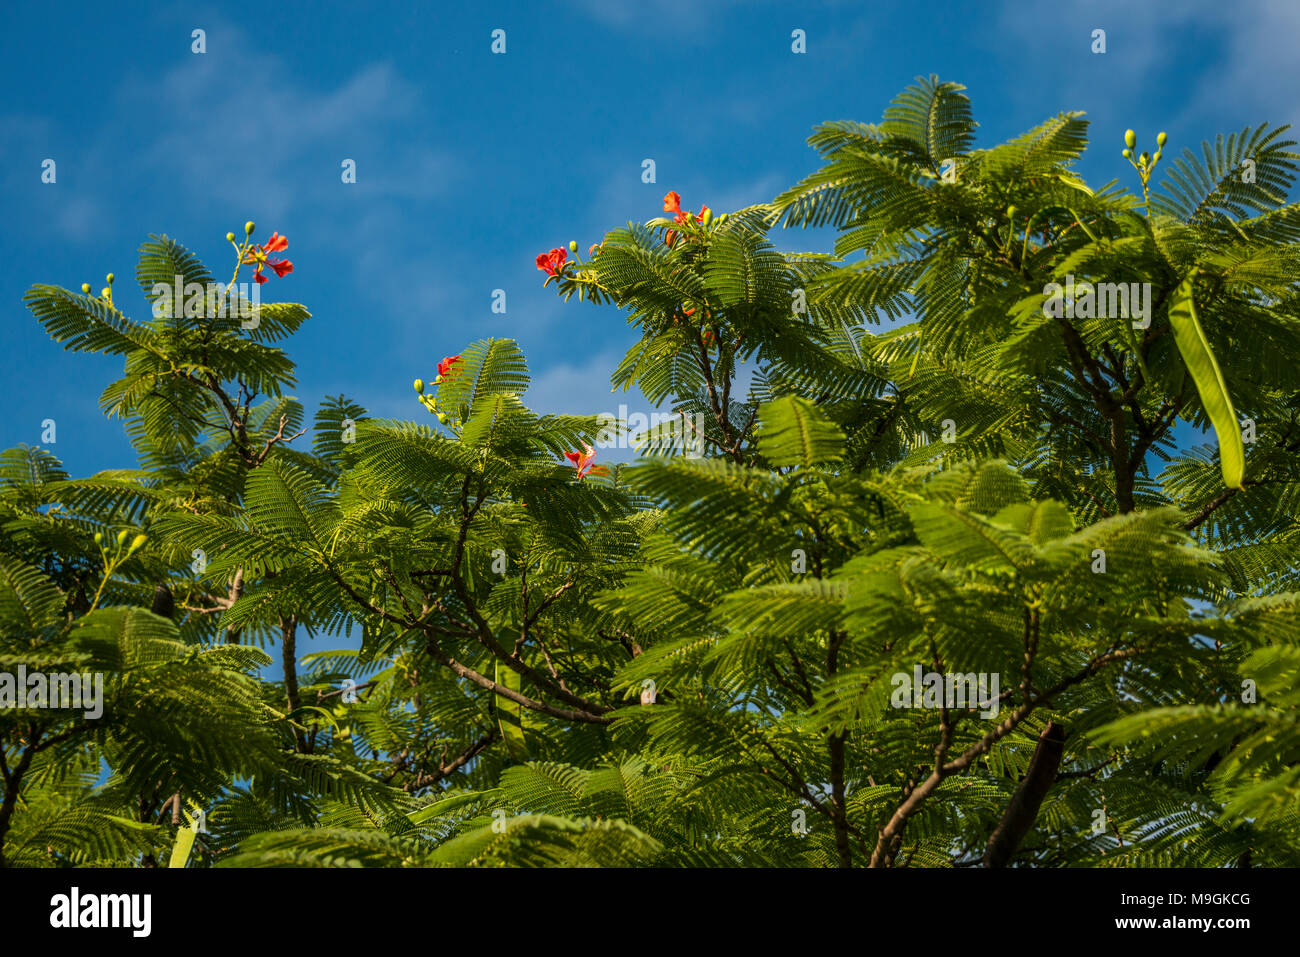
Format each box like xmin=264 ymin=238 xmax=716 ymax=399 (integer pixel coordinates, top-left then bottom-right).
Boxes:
xmin=116 ymin=529 xmax=129 ymax=547
xmin=568 ymin=240 xmax=578 ymax=253
xmin=413 ymin=378 xmax=425 ymax=393
xmin=81 ymin=283 xmax=92 ymax=294
xmin=1156 ymin=131 xmax=1168 ymax=148
xmin=226 ymin=231 xmax=236 ymax=242
xmin=1124 ymin=129 xmax=1137 ymax=149
xmin=245 ymin=221 xmax=256 ymax=236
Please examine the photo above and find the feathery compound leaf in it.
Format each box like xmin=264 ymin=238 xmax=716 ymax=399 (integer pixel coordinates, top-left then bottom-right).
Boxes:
xmin=879 ymin=75 xmax=976 ymax=172
xmin=755 ymin=396 xmax=845 ymax=467
xmin=495 ymin=659 xmax=529 ymax=761
xmin=438 ymin=338 xmax=530 ymax=411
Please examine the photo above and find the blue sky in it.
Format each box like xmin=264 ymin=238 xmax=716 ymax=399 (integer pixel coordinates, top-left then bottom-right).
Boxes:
xmin=2 ymin=0 xmax=1296 ymax=666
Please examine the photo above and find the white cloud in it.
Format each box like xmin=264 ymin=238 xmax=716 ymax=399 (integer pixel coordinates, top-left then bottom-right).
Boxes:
xmin=993 ymin=0 xmax=1300 ymax=130
xmin=524 ymin=349 xmax=641 ymax=417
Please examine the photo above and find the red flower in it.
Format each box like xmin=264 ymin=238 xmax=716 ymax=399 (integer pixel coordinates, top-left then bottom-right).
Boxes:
xmin=437 ymin=355 xmax=462 ymax=378
xmin=535 ymin=247 xmax=568 ymax=276
xmin=664 ymin=192 xmax=710 ymax=226
xmin=666 ymin=230 xmax=677 ymax=248
xmin=242 ymin=232 xmax=293 ymax=285
xmin=564 ymin=443 xmax=598 ymax=479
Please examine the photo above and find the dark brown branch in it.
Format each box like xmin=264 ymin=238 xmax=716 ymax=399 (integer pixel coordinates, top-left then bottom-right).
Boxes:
xmin=983 ymin=720 xmax=1067 ymax=867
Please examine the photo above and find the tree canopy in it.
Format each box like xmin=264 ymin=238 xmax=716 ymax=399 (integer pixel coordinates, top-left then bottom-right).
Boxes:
xmin=4 ymin=76 xmax=1299 ymax=868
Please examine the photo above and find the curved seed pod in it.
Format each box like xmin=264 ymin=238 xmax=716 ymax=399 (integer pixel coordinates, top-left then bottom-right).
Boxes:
xmin=1168 ymin=274 xmax=1244 ymax=489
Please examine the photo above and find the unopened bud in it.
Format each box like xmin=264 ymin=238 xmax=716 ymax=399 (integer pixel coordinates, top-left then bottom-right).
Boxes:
xmin=93 ymin=532 xmax=103 ymax=545
xmin=81 ymin=283 xmax=92 ymax=294
xmin=128 ymin=533 xmax=147 ymax=554
xmin=568 ymin=240 xmax=578 ymax=253
xmin=1156 ymin=131 xmax=1168 ymax=148
xmin=226 ymin=231 xmax=236 ymax=242
xmin=1124 ymin=129 xmax=1137 ymax=149
xmin=101 ymin=288 xmax=112 ymax=299
xmin=105 ymin=273 xmax=114 ymax=285
xmin=115 ymin=529 xmax=129 ymax=548
xmin=413 ymin=378 xmax=425 ymax=394
xmin=245 ymin=221 xmax=256 ymax=236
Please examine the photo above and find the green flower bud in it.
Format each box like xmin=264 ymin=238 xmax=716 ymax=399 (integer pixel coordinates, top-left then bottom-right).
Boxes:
xmin=93 ymin=531 xmax=103 ymax=545
xmin=1156 ymin=131 xmax=1168 ymax=148
xmin=116 ymin=529 xmax=129 ymax=547
xmin=106 ymin=273 xmax=114 ymax=285
xmin=1139 ymin=151 xmax=1150 ymax=166
xmin=568 ymin=240 xmax=579 ymax=253
xmin=1154 ymin=150 xmax=1162 ymax=162
xmin=244 ymin=221 xmax=256 ymax=236
xmin=1122 ymin=148 xmax=1132 ymax=159
xmin=702 ymin=208 xmax=714 ymax=226
xmin=128 ymin=533 xmax=147 ymax=554
xmin=101 ymin=288 xmax=112 ymax=299
xmin=1124 ymin=129 xmax=1137 ymax=149
xmin=1006 ymin=205 xmax=1017 ymax=219
xmin=413 ymin=378 xmax=425 ymax=394
xmin=226 ymin=231 xmax=236 ymax=242
xmin=436 ymin=411 xmax=449 ymax=424
xmin=81 ymin=283 xmax=92 ymax=294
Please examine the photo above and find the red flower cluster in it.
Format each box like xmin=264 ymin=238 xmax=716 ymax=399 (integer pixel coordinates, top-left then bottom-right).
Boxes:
xmin=242 ymin=232 xmax=293 ymax=285
xmin=536 ymin=247 xmax=568 ymax=276
xmin=664 ymin=192 xmax=710 ymax=226
xmin=437 ymin=355 xmax=462 ymax=379
xmin=662 ymin=192 xmax=711 ymax=249
xmin=565 ymin=443 xmax=598 ymax=479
